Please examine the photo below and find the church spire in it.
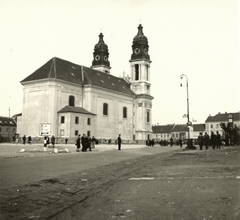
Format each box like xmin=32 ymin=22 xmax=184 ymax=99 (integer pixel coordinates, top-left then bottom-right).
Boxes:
xmin=91 ymin=33 xmax=111 ymax=74
xmin=130 ymin=24 xmax=150 ymax=61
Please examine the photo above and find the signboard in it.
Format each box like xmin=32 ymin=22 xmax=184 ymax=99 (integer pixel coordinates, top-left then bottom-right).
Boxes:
xmin=39 ymin=123 xmax=51 ymax=136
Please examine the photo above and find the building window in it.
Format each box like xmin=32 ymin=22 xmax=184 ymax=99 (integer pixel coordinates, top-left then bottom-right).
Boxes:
xmin=69 ymin=96 xmax=75 ymax=107
xmin=176 ymin=134 xmax=178 ymax=138
xmin=147 ymin=110 xmax=150 ymax=123
xmin=123 ymin=107 xmax=127 ymax=118
xmin=216 ymin=124 xmax=219 ymax=128
xmin=6 ymin=128 xmax=9 ymax=132
xmin=75 ymin=130 xmax=78 ymax=136
xmin=135 ymin=64 xmax=139 ymax=80
xmin=75 ymin=117 xmax=79 ymax=124
xmin=87 ymin=118 xmax=91 ymax=125
xmin=146 ymin=65 xmax=149 ymax=81
xmin=87 ymin=131 xmax=91 ymax=137
xmin=103 ymin=103 xmax=108 ymax=115
xmin=172 ymin=134 xmax=175 ymax=138
xmin=60 ymin=129 xmax=64 ymax=136
xmin=61 ymin=116 xmax=65 ymax=123
xmin=210 ymin=124 xmax=213 ymax=128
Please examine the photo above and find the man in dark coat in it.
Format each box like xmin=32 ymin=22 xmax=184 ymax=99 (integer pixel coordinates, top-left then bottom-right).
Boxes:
xmin=81 ymin=134 xmax=88 ymax=152
xmin=76 ymin=134 xmax=81 ymax=152
xmin=198 ymin=132 xmax=204 ymax=150
xmin=216 ymin=131 xmax=221 ymax=149
xmin=211 ymin=131 xmax=216 ymax=149
xmin=117 ymin=134 xmax=122 ymax=150
xmin=203 ymin=132 xmax=209 ymax=150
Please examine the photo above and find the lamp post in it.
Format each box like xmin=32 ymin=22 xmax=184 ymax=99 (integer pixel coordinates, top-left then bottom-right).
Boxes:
xmin=180 ymin=74 xmax=192 ymax=149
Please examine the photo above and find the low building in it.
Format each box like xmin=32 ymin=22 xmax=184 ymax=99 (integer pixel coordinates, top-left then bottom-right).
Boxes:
xmin=0 ymin=116 xmax=17 ymax=142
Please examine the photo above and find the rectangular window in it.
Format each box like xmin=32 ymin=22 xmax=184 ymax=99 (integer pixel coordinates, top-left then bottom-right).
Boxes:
xmin=147 ymin=110 xmax=150 ymax=123
xmin=210 ymin=124 xmax=213 ymax=128
xmin=103 ymin=103 xmax=108 ymax=115
xmin=75 ymin=130 xmax=78 ymax=136
xmin=60 ymin=129 xmax=64 ymax=136
xmin=75 ymin=116 xmax=79 ymax=124
xmin=87 ymin=118 xmax=91 ymax=125
xmin=6 ymin=128 xmax=9 ymax=132
xmin=216 ymin=124 xmax=219 ymax=128
xmin=123 ymin=107 xmax=127 ymax=118
xmin=61 ymin=116 xmax=65 ymax=123
xmin=87 ymin=130 xmax=91 ymax=137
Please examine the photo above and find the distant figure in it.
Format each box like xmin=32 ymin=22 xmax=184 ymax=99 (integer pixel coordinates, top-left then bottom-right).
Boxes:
xmin=65 ymin=138 xmax=68 ymax=144
xmin=76 ymin=134 xmax=81 ymax=152
xmin=22 ymin=135 xmax=26 ymax=145
xmin=179 ymin=138 xmax=182 ymax=148
xmin=198 ymin=132 xmax=204 ymax=150
xmin=28 ymin=136 xmax=32 ymax=144
xmin=170 ymin=137 xmax=173 ymax=147
xmin=203 ymin=132 xmax=209 ymax=150
xmin=43 ymin=136 xmax=47 ymax=151
xmin=91 ymin=136 xmax=96 ymax=149
xmin=211 ymin=132 xmax=216 ymax=149
xmin=81 ymin=134 xmax=88 ymax=152
xmin=87 ymin=135 xmax=92 ymax=151
xmin=117 ymin=134 xmax=122 ymax=150
xmin=15 ymin=138 xmax=19 ymax=144
xmin=51 ymin=135 xmax=55 ymax=148
xmin=216 ymin=131 xmax=221 ymax=149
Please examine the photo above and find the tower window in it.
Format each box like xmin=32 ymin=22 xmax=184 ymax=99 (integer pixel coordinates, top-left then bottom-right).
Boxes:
xmin=61 ymin=116 xmax=65 ymax=123
xmin=123 ymin=107 xmax=127 ymax=118
xmin=75 ymin=117 xmax=79 ymax=124
xmin=147 ymin=110 xmax=150 ymax=123
xmin=146 ymin=65 xmax=149 ymax=81
xmin=103 ymin=103 xmax=108 ymax=115
xmin=135 ymin=64 xmax=139 ymax=80
xmin=69 ymin=96 xmax=75 ymax=107
xmin=87 ymin=118 xmax=91 ymax=125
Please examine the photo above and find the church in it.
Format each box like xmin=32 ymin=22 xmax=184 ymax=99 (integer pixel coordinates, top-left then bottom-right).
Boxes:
xmin=17 ymin=24 xmax=154 ymax=142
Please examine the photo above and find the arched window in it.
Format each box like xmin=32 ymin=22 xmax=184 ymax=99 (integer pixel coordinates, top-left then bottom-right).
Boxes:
xmin=123 ymin=107 xmax=127 ymax=118
xmin=147 ymin=110 xmax=150 ymax=123
xmin=135 ymin=64 xmax=139 ymax=80
xmin=69 ymin=96 xmax=75 ymax=107
xmin=103 ymin=103 xmax=108 ymax=115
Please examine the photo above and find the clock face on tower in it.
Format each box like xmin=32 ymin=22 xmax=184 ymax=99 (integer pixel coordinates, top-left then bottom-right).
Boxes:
xmin=134 ymin=48 xmax=140 ymax=54
xmin=95 ymin=55 xmax=100 ymax=61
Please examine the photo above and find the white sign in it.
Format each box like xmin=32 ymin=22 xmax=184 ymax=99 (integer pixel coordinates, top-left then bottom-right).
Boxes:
xmin=39 ymin=123 xmax=51 ymax=136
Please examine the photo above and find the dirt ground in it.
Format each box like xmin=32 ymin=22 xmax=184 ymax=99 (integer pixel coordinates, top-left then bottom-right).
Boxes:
xmin=0 ymin=145 xmax=239 ymax=220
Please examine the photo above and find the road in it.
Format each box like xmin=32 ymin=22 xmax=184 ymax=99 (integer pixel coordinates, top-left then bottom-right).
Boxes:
xmin=0 ymin=143 xmax=239 ymax=220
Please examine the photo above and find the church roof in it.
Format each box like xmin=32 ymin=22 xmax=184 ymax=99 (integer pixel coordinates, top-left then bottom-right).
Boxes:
xmin=57 ymin=105 xmax=96 ymax=115
xmin=21 ymin=57 xmax=135 ymax=96
xmin=152 ymin=124 xmax=175 ymax=133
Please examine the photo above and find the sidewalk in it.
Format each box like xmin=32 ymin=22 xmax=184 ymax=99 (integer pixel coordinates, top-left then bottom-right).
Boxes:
xmin=0 ymin=142 xmax=162 ymax=158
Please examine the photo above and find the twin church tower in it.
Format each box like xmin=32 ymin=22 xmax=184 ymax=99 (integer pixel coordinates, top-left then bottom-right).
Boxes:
xmin=19 ymin=24 xmax=154 ymax=141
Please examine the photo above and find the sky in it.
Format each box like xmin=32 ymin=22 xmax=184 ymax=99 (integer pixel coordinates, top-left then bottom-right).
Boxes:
xmin=0 ymin=0 xmax=239 ymax=125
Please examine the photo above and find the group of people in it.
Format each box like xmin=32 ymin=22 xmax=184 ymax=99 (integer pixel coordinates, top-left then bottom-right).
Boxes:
xmin=198 ymin=131 xmax=221 ymax=150
xmin=43 ymin=135 xmax=56 ymax=148
xmin=75 ymin=134 xmax=96 ymax=152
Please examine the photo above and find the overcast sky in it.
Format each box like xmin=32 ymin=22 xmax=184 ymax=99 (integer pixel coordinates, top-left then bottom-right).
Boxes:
xmin=0 ymin=0 xmax=239 ymax=125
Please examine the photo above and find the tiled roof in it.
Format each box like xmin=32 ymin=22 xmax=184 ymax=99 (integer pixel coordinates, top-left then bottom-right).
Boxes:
xmin=192 ymin=123 xmax=205 ymax=131
xmin=57 ymin=106 xmax=96 ymax=115
xmin=171 ymin=124 xmax=188 ymax=132
xmin=205 ymin=112 xmax=240 ymax=122
xmin=21 ymin=57 xmax=135 ymax=96
xmin=0 ymin=117 xmax=17 ymax=127
xmin=152 ymin=124 xmax=175 ymax=133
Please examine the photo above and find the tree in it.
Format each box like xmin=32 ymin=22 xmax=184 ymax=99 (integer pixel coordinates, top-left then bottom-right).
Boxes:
xmin=220 ymin=122 xmax=240 ymax=146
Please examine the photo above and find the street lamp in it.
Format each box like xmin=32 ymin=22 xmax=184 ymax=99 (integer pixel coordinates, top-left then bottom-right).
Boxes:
xmin=180 ymin=74 xmax=192 ymax=149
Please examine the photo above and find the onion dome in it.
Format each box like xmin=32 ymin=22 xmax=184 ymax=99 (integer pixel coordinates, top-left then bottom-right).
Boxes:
xmin=130 ymin=24 xmax=150 ymax=61
xmin=92 ymin=33 xmax=110 ymax=68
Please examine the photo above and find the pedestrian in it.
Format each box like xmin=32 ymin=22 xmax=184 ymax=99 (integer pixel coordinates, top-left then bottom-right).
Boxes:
xmin=197 ymin=132 xmax=204 ymax=150
xmin=203 ymin=132 xmax=209 ymax=150
xmin=28 ymin=136 xmax=32 ymax=144
xmin=81 ymin=134 xmax=88 ymax=152
xmin=117 ymin=134 xmax=122 ymax=150
xmin=76 ymin=134 xmax=81 ymax=152
xmin=170 ymin=137 xmax=173 ymax=147
xmin=211 ymin=131 xmax=216 ymax=149
xmin=43 ymin=136 xmax=47 ymax=151
xmin=87 ymin=135 xmax=92 ymax=151
xmin=179 ymin=138 xmax=183 ymax=148
xmin=216 ymin=131 xmax=221 ymax=149
xmin=51 ymin=135 xmax=55 ymax=148
xmin=22 ymin=135 xmax=26 ymax=145
xmin=15 ymin=137 xmax=19 ymax=144
xmin=91 ymin=136 xmax=96 ymax=149
xmin=65 ymin=138 xmax=68 ymax=144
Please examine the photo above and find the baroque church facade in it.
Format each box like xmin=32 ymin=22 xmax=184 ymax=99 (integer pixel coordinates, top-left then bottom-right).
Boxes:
xmin=17 ymin=24 xmax=154 ymax=141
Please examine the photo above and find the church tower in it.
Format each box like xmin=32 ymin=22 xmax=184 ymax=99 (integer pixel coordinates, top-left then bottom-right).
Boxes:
xmin=91 ymin=33 xmax=111 ymax=74
xmin=130 ymin=24 xmax=154 ymax=140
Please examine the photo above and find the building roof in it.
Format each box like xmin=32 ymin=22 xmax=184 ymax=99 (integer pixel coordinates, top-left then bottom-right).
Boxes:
xmin=0 ymin=117 xmax=17 ymax=127
xmin=205 ymin=112 xmax=240 ymax=122
xmin=171 ymin=124 xmax=188 ymax=132
xmin=192 ymin=123 xmax=205 ymax=131
xmin=152 ymin=124 xmax=175 ymax=133
xmin=57 ymin=106 xmax=96 ymax=115
xmin=21 ymin=57 xmax=135 ymax=97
